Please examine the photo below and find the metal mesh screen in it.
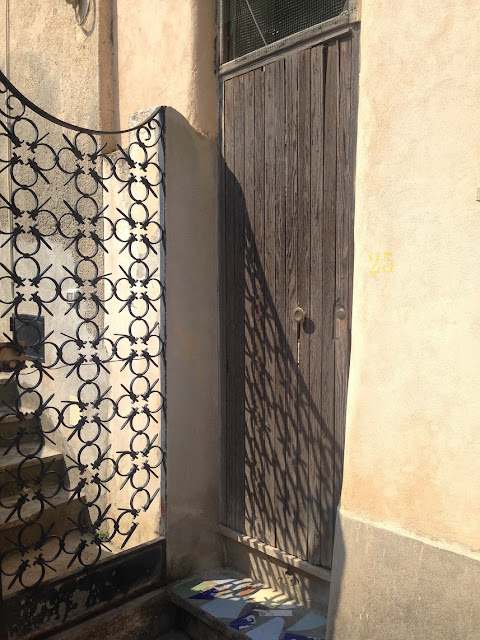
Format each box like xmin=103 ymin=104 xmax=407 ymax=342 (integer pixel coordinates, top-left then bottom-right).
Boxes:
xmin=222 ymin=0 xmax=348 ymax=62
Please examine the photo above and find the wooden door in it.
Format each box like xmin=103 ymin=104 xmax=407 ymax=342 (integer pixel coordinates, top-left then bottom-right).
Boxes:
xmin=222 ymin=31 xmax=358 ymax=569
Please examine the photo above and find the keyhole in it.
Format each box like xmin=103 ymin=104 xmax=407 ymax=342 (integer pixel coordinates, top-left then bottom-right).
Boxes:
xmin=297 ymin=323 xmax=301 ymax=365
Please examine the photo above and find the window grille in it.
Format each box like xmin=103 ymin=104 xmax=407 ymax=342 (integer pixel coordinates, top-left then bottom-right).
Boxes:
xmin=221 ymin=0 xmax=348 ymax=62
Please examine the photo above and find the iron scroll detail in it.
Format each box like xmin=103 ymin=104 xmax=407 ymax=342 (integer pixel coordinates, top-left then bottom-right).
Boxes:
xmin=0 ymin=73 xmax=166 ymax=593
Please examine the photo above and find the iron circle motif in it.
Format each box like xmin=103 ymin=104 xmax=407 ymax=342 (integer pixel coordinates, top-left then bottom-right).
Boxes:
xmin=0 ymin=70 xmax=166 ymax=592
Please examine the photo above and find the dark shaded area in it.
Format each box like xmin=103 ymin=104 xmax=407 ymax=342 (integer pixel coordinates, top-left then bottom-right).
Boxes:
xmin=1 ymin=538 xmax=166 ymax=640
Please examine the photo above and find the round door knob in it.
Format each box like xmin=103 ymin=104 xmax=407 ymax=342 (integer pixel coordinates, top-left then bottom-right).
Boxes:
xmin=293 ymin=306 xmax=306 ymax=324
xmin=336 ymin=307 xmax=346 ymax=320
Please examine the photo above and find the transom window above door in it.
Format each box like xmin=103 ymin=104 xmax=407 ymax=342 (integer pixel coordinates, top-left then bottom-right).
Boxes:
xmin=220 ymin=0 xmax=348 ymax=62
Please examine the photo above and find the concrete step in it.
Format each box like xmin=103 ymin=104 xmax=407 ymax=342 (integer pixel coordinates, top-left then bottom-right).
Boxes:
xmin=0 ymin=442 xmax=64 ymax=495
xmin=157 ymin=632 xmax=191 ymax=640
xmin=0 ymin=477 xmax=79 ymax=529
xmin=47 ymin=588 xmax=177 ymax=640
xmin=0 ymin=378 xmax=19 ymax=407
xmin=169 ymin=569 xmax=328 ymax=640
xmin=0 ymin=448 xmax=86 ymax=554
xmin=0 ymin=492 xmax=85 ymax=553
xmin=0 ymin=412 xmax=41 ymax=444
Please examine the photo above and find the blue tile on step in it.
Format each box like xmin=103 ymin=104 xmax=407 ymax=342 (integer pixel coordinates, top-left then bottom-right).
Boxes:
xmin=246 ymin=617 xmax=285 ymax=640
xmin=288 ymin=612 xmax=327 ymax=632
xmin=202 ymin=595 xmax=249 ymax=620
xmin=188 ymin=587 xmax=219 ymax=601
xmin=229 ymin=610 xmax=258 ymax=631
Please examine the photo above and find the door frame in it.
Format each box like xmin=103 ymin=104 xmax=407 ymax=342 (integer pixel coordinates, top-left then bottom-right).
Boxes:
xmin=217 ymin=5 xmax=361 ymax=587
xmin=216 ymin=0 xmax=360 ymax=73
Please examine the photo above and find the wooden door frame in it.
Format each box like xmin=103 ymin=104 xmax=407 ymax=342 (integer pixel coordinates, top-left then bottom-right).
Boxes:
xmin=216 ymin=8 xmax=361 ymax=585
xmin=216 ymin=0 xmax=360 ymax=74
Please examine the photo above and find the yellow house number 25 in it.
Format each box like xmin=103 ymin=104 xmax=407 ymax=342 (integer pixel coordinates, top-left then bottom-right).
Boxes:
xmin=369 ymin=252 xmax=394 ymax=274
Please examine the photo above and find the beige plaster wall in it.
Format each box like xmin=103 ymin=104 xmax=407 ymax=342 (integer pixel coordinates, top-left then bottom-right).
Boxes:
xmin=113 ymin=1 xmax=221 ymax=575
xmin=113 ymin=0 xmax=217 ymax=138
xmin=165 ymin=108 xmax=220 ymax=578
xmin=342 ymin=1 xmax=480 ymax=551
xmin=3 ymin=0 xmax=114 ymax=130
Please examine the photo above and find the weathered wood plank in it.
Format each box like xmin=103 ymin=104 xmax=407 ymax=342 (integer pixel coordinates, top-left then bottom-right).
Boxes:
xmin=233 ymin=73 xmax=246 ymax=534
xmin=307 ymin=43 xmax=325 ymax=566
xmin=218 ymin=524 xmax=332 ymax=583
xmin=296 ymin=47 xmax=312 ymax=562
xmin=243 ymin=69 xmax=257 ymax=538
xmin=283 ymin=50 xmax=299 ymax=559
xmin=222 ymin=32 xmax=358 ymax=569
xmin=320 ymin=40 xmax=339 ymax=569
xmin=253 ymin=66 xmax=266 ymax=542
xmin=334 ymin=35 xmax=353 ymax=515
xmin=219 ymin=79 xmax=227 ymax=527
xmin=273 ymin=58 xmax=287 ymax=553
xmin=223 ymin=78 xmax=236 ymax=529
xmin=263 ymin=61 xmax=277 ymax=546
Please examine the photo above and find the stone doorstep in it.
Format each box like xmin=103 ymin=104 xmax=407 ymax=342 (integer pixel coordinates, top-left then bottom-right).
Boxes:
xmin=167 ymin=569 xmax=328 ymax=640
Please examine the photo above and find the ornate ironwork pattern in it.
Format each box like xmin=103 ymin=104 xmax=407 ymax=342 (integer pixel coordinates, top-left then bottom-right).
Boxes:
xmin=0 ymin=72 xmax=166 ymax=592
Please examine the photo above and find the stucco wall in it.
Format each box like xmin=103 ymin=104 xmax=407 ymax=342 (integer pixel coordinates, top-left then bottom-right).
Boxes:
xmin=2 ymin=0 xmax=114 ymax=130
xmin=113 ymin=0 xmax=217 ymax=138
xmin=165 ymin=108 xmax=220 ymax=578
xmin=328 ymin=3 xmax=480 ymax=637
xmin=342 ymin=0 xmax=480 ymax=551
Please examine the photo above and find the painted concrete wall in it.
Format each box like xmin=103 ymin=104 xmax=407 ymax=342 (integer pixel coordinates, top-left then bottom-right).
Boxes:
xmin=0 ymin=0 xmax=114 ymax=461
xmin=2 ymin=0 xmax=114 ymax=130
xmin=343 ymin=0 xmax=480 ymax=554
xmin=329 ymin=2 xmax=480 ymax=637
xmin=113 ymin=0 xmax=217 ymax=139
xmin=164 ymin=108 xmax=220 ymax=579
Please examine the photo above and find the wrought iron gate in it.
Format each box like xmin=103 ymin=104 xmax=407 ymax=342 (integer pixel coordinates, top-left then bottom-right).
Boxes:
xmin=0 ymin=71 xmax=166 ymax=638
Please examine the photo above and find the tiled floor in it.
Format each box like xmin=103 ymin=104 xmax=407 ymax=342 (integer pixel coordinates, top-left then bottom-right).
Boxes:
xmin=170 ymin=571 xmax=327 ymax=640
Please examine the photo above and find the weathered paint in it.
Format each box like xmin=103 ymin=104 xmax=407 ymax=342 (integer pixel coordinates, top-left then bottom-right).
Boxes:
xmin=114 ymin=0 xmax=217 ymax=139
xmin=328 ymin=1 xmax=480 ymax=638
xmin=342 ymin=0 xmax=480 ymax=551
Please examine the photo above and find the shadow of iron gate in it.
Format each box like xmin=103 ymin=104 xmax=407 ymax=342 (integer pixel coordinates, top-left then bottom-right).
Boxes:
xmin=0 ymin=71 xmax=167 ymax=639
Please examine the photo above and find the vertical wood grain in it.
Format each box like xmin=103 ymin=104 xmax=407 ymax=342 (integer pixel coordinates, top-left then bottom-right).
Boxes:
xmin=263 ymin=61 xmax=277 ymax=546
xmin=296 ymin=47 xmax=311 ymax=561
xmin=308 ymin=43 xmax=325 ymax=566
xmin=284 ymin=50 xmax=299 ymax=558
xmin=253 ymin=66 xmax=266 ymax=542
xmin=334 ymin=35 xmax=353 ymax=515
xmin=224 ymin=78 xmax=236 ymax=528
xmin=243 ymin=70 xmax=256 ymax=538
xmin=233 ymin=73 xmax=246 ymax=533
xmin=320 ymin=40 xmax=338 ymax=568
xmin=273 ymin=58 xmax=287 ymax=553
